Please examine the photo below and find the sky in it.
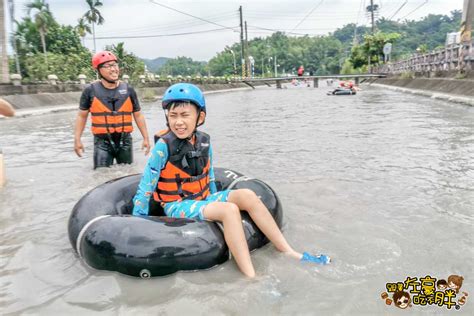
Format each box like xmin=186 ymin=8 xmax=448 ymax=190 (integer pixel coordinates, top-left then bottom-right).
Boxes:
xmin=7 ymin=0 xmax=466 ymax=61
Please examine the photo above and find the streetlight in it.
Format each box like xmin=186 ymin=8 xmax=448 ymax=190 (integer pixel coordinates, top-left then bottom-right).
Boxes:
xmin=274 ymin=56 xmax=278 ymax=77
xmin=265 ymin=44 xmax=278 ymax=77
xmin=227 ymin=49 xmax=237 ymax=75
xmin=248 ymin=56 xmax=255 ymax=78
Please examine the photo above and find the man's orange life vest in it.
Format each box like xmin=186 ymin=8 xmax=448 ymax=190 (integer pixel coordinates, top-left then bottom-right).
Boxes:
xmin=153 ymin=130 xmax=211 ymax=203
xmin=89 ymin=81 xmax=134 ymax=135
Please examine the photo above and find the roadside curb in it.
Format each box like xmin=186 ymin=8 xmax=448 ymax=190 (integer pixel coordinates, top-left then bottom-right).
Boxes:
xmin=371 ymin=83 xmax=474 ymax=107
xmin=0 ymin=86 xmax=257 ymax=119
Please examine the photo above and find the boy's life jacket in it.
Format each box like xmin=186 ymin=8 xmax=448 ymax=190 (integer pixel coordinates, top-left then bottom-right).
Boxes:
xmin=89 ymin=81 xmax=134 ymax=135
xmin=153 ymin=129 xmax=211 ymax=203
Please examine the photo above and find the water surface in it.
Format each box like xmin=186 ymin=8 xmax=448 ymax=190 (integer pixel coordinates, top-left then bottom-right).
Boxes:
xmin=1 ymin=84 xmax=473 ymax=315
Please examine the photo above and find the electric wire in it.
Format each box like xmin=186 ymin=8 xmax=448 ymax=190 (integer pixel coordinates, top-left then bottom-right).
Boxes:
xmin=290 ymin=0 xmax=324 ymax=33
xmin=398 ymin=0 xmax=429 ymax=20
xmin=389 ymin=0 xmax=408 ymax=20
xmin=94 ymin=12 xmax=238 ymax=37
xmin=149 ymin=0 xmax=239 ymax=32
xmin=85 ymin=27 xmax=235 ymax=40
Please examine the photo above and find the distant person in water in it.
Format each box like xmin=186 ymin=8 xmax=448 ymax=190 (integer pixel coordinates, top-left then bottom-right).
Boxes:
xmin=132 ymin=83 xmax=331 ymax=278
xmin=0 ymin=98 xmax=15 ymax=117
xmin=74 ymin=51 xmax=150 ymax=169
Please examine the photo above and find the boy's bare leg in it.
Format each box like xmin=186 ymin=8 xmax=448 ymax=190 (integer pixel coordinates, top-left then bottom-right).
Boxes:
xmin=228 ymin=189 xmax=302 ymax=260
xmin=203 ymin=201 xmax=256 ymax=278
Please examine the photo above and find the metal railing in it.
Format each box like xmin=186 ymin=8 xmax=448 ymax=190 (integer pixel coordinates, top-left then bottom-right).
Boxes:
xmin=373 ymin=41 xmax=474 ymax=74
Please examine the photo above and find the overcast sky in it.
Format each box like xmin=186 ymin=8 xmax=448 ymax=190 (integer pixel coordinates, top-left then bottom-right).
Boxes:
xmin=8 ymin=0 xmax=465 ymax=61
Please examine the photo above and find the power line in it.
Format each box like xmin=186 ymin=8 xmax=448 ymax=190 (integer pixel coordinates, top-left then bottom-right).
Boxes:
xmin=87 ymin=27 xmax=235 ymax=40
xmin=245 ymin=14 xmax=362 ymax=21
xmin=149 ymin=0 xmax=239 ymax=32
xmin=290 ymin=0 xmax=325 ymax=33
xmin=353 ymin=0 xmax=366 ymax=46
xmin=94 ymin=12 xmax=238 ymax=37
xmin=398 ymin=0 xmax=429 ymax=20
xmin=389 ymin=0 xmax=408 ymax=20
xmin=248 ymin=25 xmax=316 ymax=36
xmin=356 ymin=0 xmax=366 ymax=26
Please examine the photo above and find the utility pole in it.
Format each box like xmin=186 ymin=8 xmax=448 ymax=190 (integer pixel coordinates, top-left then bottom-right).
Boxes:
xmin=370 ymin=0 xmax=375 ymax=33
xmin=0 ymin=0 xmax=9 ymax=83
xmin=239 ymin=6 xmax=246 ymax=78
xmin=245 ymin=21 xmax=250 ymax=78
xmin=366 ymin=0 xmax=378 ymax=73
xmin=459 ymin=0 xmax=473 ymax=74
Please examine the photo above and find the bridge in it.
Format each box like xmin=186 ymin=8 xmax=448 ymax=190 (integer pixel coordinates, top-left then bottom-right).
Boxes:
xmin=240 ymin=73 xmax=387 ymax=89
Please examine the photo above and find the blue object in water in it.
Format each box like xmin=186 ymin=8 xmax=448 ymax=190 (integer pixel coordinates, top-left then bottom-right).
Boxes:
xmin=301 ymin=252 xmax=331 ymax=265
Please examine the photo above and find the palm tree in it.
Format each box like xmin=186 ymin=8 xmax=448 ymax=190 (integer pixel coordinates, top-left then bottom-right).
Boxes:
xmin=83 ymin=0 xmax=104 ymax=52
xmin=26 ymin=0 xmax=53 ymax=65
xmin=75 ymin=17 xmax=91 ymax=46
xmin=7 ymin=0 xmax=21 ymax=75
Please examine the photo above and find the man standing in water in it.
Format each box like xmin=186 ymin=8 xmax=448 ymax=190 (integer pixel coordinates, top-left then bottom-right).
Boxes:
xmin=74 ymin=51 xmax=150 ymax=169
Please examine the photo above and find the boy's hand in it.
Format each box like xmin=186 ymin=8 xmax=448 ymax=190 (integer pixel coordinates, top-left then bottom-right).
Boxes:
xmin=142 ymin=139 xmax=150 ymax=155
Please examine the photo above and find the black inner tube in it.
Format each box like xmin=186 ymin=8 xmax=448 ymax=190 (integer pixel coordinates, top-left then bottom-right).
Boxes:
xmin=68 ymin=168 xmax=283 ymax=278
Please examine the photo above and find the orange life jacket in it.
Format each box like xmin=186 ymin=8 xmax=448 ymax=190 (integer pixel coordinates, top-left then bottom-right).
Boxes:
xmin=90 ymin=81 xmax=134 ymax=135
xmin=153 ymin=130 xmax=211 ymax=203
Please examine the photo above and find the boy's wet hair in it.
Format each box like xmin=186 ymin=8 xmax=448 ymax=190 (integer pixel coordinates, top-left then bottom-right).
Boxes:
xmin=167 ymin=101 xmax=200 ymax=112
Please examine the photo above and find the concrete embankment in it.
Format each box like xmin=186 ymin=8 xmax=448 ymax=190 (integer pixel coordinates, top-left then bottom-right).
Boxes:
xmin=371 ymin=77 xmax=474 ymax=106
xmin=0 ymin=82 xmax=257 ymax=118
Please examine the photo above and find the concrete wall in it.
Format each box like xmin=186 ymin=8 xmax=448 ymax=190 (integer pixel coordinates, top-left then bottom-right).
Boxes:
xmin=372 ymin=77 xmax=474 ymax=97
xmin=0 ymin=82 xmax=258 ymax=110
xmin=0 ymin=83 xmax=84 ymax=96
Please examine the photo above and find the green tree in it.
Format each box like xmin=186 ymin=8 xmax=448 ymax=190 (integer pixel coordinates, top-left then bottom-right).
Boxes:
xmin=350 ymin=31 xmax=401 ymax=70
xmin=24 ymin=51 xmax=93 ymax=81
xmin=208 ymin=46 xmax=238 ymax=76
xmin=83 ymin=0 xmax=104 ymax=52
xmin=26 ymin=0 xmax=54 ymax=64
xmin=159 ymin=56 xmax=207 ymax=76
xmin=75 ymin=17 xmax=91 ymax=46
xmin=106 ymin=42 xmax=145 ymax=82
xmin=14 ymin=14 xmax=91 ymax=80
xmin=332 ymin=23 xmax=369 ymax=45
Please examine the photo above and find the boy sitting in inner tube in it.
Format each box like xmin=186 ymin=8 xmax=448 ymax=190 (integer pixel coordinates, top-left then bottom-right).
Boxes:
xmin=132 ymin=83 xmax=330 ymax=278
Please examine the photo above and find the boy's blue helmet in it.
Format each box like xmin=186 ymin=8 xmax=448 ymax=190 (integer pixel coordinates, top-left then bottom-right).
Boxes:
xmin=162 ymin=83 xmax=206 ymax=113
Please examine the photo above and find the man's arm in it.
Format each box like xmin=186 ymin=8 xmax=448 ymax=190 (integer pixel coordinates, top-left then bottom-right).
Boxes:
xmin=74 ymin=110 xmax=89 ymax=157
xmin=133 ymin=141 xmax=168 ymax=216
xmin=133 ymin=111 xmax=150 ymax=155
xmin=0 ymin=99 xmax=15 ymax=117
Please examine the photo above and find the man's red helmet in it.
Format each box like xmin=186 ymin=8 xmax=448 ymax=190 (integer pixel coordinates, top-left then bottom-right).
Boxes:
xmin=92 ymin=51 xmax=118 ymax=69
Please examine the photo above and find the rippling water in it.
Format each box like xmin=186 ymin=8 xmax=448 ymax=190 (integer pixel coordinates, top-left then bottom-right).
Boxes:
xmin=1 ymin=84 xmax=473 ymax=315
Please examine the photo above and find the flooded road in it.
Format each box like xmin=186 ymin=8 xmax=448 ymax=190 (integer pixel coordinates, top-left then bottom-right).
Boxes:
xmin=1 ymin=84 xmax=473 ymax=315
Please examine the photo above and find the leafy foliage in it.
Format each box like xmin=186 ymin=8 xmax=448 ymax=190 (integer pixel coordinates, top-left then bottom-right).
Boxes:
xmin=349 ymin=31 xmax=401 ymax=69
xmin=10 ymin=3 xmax=463 ymax=80
xmin=24 ymin=51 xmax=94 ymax=81
xmin=158 ymin=56 xmax=207 ymax=76
xmin=105 ymin=42 xmax=145 ymax=82
xmin=336 ymin=10 xmax=461 ymax=68
xmin=142 ymin=57 xmax=171 ymax=73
